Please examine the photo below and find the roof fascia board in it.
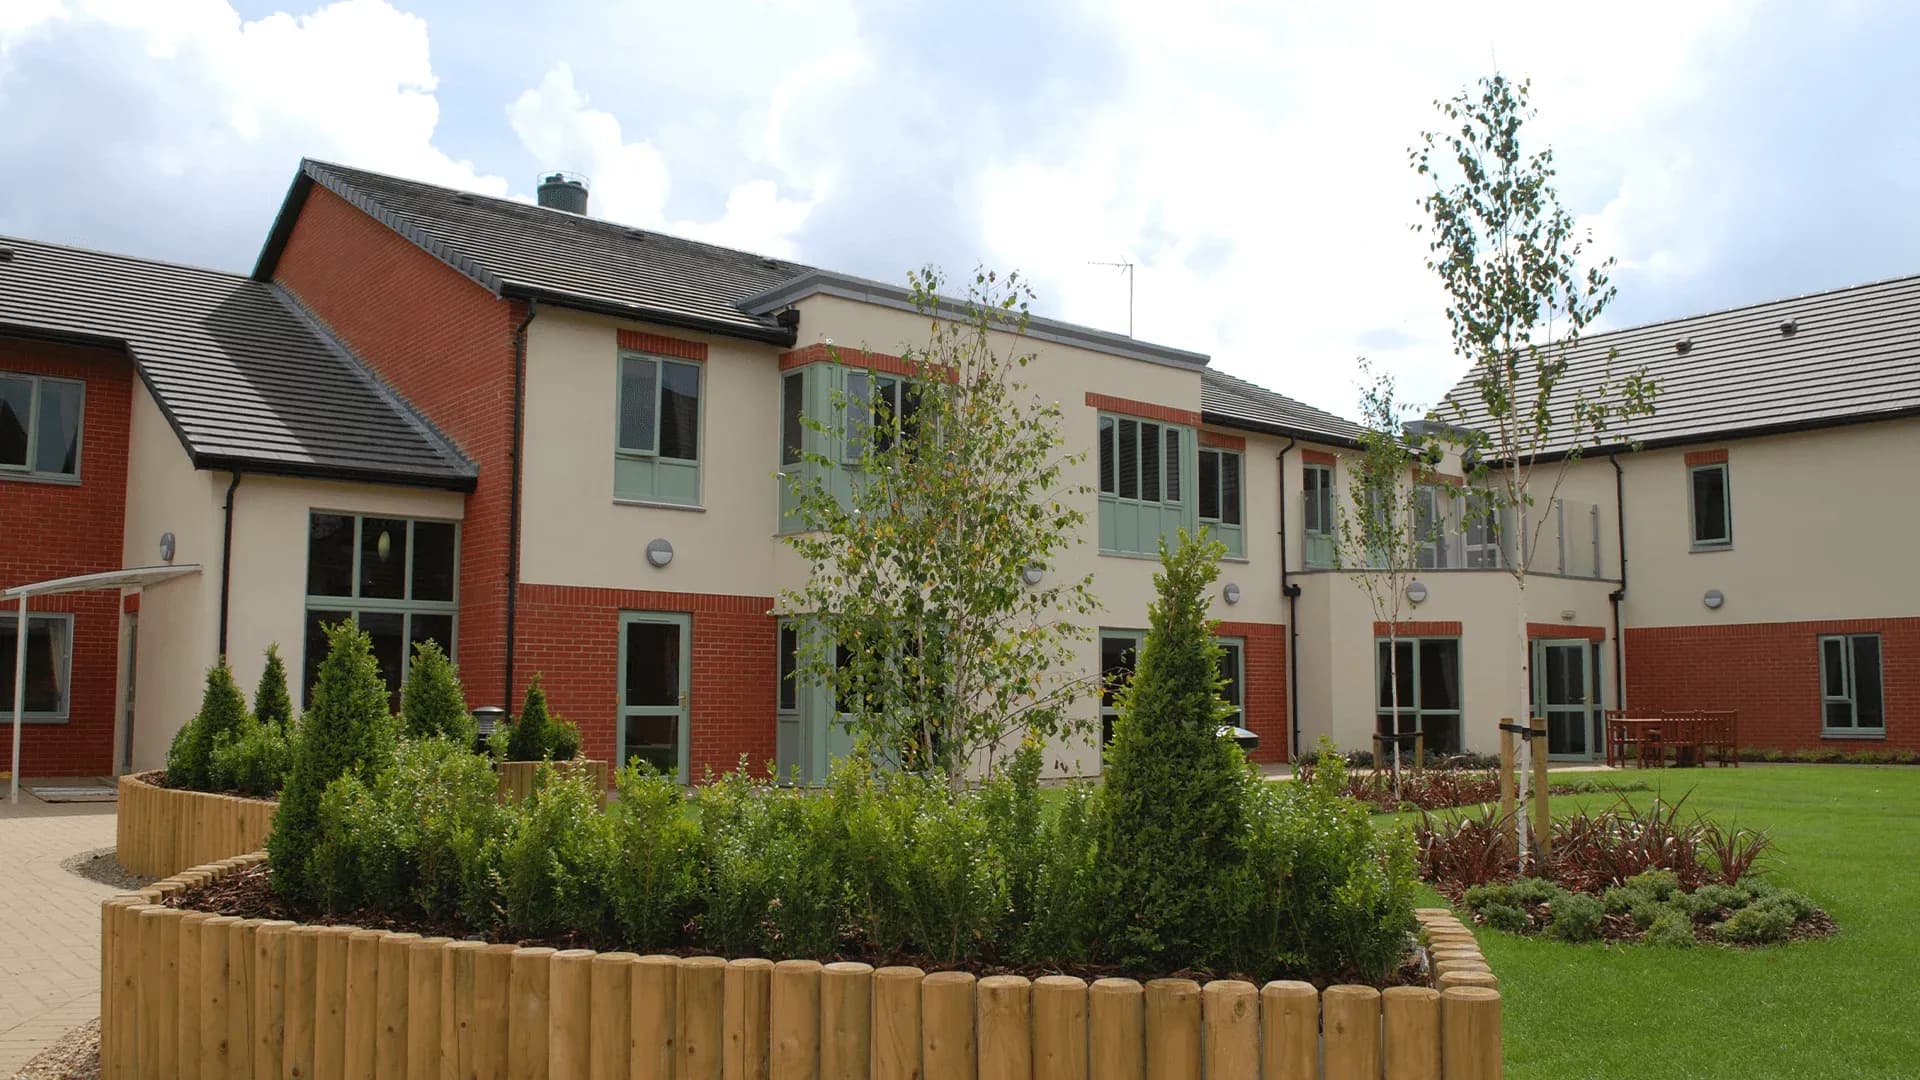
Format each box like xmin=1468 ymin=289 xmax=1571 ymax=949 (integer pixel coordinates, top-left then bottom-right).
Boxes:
xmin=744 ymin=271 xmax=1210 ymax=371
xmin=1200 ymin=410 xmax=1365 ymax=450
xmin=503 ymin=284 xmax=798 ymax=347
xmin=1506 ymin=405 xmax=1920 ymax=466
xmin=191 ymin=452 xmax=479 ymax=493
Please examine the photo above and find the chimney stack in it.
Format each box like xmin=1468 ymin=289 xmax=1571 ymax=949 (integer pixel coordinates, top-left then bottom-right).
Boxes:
xmin=537 ymin=171 xmax=589 ymax=214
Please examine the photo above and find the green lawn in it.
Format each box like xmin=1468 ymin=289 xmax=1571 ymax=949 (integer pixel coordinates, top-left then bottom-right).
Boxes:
xmin=1405 ymin=767 xmax=1920 ymax=1079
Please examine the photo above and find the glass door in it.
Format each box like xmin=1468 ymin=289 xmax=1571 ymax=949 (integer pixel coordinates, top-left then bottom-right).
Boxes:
xmin=619 ymin=613 xmax=690 ymax=781
xmin=1535 ymin=639 xmax=1596 ymax=759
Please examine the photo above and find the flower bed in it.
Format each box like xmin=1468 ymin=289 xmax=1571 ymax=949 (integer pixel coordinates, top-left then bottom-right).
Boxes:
xmin=101 ymin=854 xmax=1504 ymax=1080
xmin=114 ymin=771 xmax=275 ymax=878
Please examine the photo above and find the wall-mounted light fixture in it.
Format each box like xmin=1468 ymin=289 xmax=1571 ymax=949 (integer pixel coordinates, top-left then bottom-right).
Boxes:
xmin=646 ymin=538 xmax=675 ymax=568
xmin=1406 ymin=580 xmax=1429 ymax=606
xmin=1223 ymin=583 xmax=1242 ymax=605
xmin=1703 ymin=588 xmax=1725 ymax=610
xmin=159 ymin=531 xmax=176 ymax=564
xmin=1561 ymin=609 xmax=1576 ymax=621
xmin=1021 ymin=564 xmax=1045 ymax=587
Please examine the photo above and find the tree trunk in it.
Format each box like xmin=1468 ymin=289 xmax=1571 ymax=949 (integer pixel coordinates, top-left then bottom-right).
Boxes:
xmin=1387 ymin=632 xmax=1402 ymax=801
xmin=1513 ymin=579 xmax=1531 ymax=868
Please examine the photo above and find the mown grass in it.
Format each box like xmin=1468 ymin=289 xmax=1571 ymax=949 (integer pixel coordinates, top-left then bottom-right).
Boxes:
xmin=1397 ymin=766 xmax=1920 ymax=1079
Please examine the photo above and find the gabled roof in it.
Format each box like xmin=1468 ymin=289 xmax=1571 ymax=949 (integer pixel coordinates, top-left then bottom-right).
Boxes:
xmin=1439 ymin=273 xmax=1920 ymax=456
xmin=0 ymin=236 xmax=477 ymax=490
xmin=256 ymin=160 xmax=812 ymax=345
xmin=1201 ymin=368 xmax=1367 ymax=448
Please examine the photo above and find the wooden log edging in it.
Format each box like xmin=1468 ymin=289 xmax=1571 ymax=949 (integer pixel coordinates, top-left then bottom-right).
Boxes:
xmin=105 ymin=861 xmax=1503 ymax=1078
xmin=114 ymin=772 xmax=277 ymax=879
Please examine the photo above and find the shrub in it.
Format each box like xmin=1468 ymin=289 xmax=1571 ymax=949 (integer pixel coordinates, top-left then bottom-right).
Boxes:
xmin=1479 ymin=902 xmax=1529 ymax=932
xmin=1018 ymin=781 xmax=1103 ymax=966
xmin=270 ymin=620 xmax=399 ymax=906
xmin=400 ymin=639 xmax=474 ymax=744
xmin=501 ymin=675 xmax=578 ymax=761
xmin=607 ymin=764 xmax=702 ymax=950
xmin=165 ymin=660 xmax=249 ymax=790
xmin=499 ymin=766 xmax=615 ymax=940
xmin=1644 ymin=909 xmax=1696 ymax=948
xmin=1098 ymin=532 xmax=1249 ymax=972
xmin=1679 ymin=883 xmax=1745 ymax=919
xmin=208 ymin=717 xmax=292 ymax=797
xmin=695 ymin=767 xmax=844 ymax=959
xmin=1623 ymin=869 xmax=1681 ymax=901
xmin=254 ymin=643 xmax=293 ymax=731
xmin=1546 ymin=891 xmax=1605 ymax=942
xmin=1716 ymin=897 xmax=1797 ymax=944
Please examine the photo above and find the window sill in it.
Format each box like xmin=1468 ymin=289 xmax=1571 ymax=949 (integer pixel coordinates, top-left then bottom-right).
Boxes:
xmin=1688 ymin=542 xmax=1733 ymax=554
xmin=0 ymin=715 xmax=69 ymax=725
xmin=612 ymin=498 xmax=706 ymax=513
xmin=1820 ymin=730 xmax=1885 ymax=741
xmin=1098 ymin=549 xmax=1166 ymax=562
xmin=0 ymin=470 xmax=81 ymax=487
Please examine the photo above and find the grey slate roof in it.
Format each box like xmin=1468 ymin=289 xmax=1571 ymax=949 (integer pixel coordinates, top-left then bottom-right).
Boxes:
xmin=0 ymin=236 xmax=476 ymax=489
xmin=259 ymin=160 xmax=814 ymax=344
xmin=1201 ymin=368 xmax=1368 ymax=447
xmin=1439 ymin=273 xmax=1920 ymax=455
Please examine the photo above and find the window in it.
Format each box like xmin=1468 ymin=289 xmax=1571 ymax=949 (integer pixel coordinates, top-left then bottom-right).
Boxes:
xmin=843 ymin=371 xmax=922 ymax=460
xmin=1198 ymin=447 xmax=1244 ymax=557
xmin=1098 ymin=630 xmax=1145 ymax=746
xmin=778 ymin=622 xmax=800 ymax=712
xmin=1689 ymin=462 xmax=1731 ymax=548
xmin=616 ymin=351 xmax=702 ymax=506
xmin=1097 ymin=413 xmax=1192 ymax=555
xmin=1376 ymin=637 xmax=1462 ymax=754
xmin=0 ymin=612 xmax=72 ymax=720
xmin=781 ymin=372 xmax=805 ymax=467
xmin=1303 ymin=463 xmax=1334 ymax=568
xmin=1462 ymin=500 xmax=1502 ymax=568
xmin=304 ymin=512 xmax=459 ymax=709
xmin=1820 ymin=634 xmax=1884 ymax=735
xmin=1217 ymin=637 xmax=1244 ymax=729
xmin=0 ymin=372 xmax=83 ymax=481
xmin=1414 ymin=484 xmax=1452 ymax=569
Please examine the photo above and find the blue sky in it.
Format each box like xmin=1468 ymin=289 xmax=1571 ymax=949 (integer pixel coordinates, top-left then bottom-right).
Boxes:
xmin=3 ymin=0 xmax=1917 ymax=416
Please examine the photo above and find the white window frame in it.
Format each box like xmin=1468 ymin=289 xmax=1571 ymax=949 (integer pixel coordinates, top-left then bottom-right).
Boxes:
xmin=1820 ymin=633 xmax=1885 ymax=736
xmin=1 ymin=611 xmax=74 ymax=721
xmin=0 ymin=371 xmax=85 ymax=482
xmin=1688 ymin=462 xmax=1732 ymax=549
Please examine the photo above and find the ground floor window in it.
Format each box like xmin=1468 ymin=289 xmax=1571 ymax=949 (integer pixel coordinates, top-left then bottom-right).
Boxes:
xmin=1218 ymin=637 xmax=1245 ymax=729
xmin=0 ymin=612 xmax=71 ymax=720
xmin=1376 ymin=637 xmax=1461 ymax=754
xmin=302 ymin=511 xmax=459 ymax=708
xmin=1820 ymin=634 xmax=1884 ymax=735
xmin=1098 ymin=629 xmax=1145 ymax=746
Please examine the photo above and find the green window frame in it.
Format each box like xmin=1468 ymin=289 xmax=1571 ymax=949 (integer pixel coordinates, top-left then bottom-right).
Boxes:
xmin=1820 ymin=634 xmax=1884 ymax=736
xmin=1376 ymin=637 xmax=1463 ymax=754
xmin=779 ymin=364 xmax=926 ymax=531
xmin=1198 ymin=447 xmax=1244 ymax=557
xmin=1098 ymin=628 xmax=1146 ymax=747
xmin=303 ymin=512 xmax=460 ymax=710
xmin=0 ymin=371 xmax=84 ymax=481
xmin=1302 ymin=463 xmax=1335 ymax=568
xmin=1217 ymin=636 xmax=1245 ymax=729
xmin=1096 ymin=413 xmax=1193 ymax=555
xmin=616 ymin=351 xmax=703 ymax=507
xmin=619 ymin=611 xmax=692 ymax=781
xmin=0 ymin=612 xmax=73 ymax=721
xmin=1688 ymin=462 xmax=1731 ymax=549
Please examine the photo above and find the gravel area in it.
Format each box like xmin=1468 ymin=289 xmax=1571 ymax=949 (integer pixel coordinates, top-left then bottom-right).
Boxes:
xmin=8 ymin=1021 xmax=97 ymax=1080
xmin=58 ymin=847 xmax=150 ymax=892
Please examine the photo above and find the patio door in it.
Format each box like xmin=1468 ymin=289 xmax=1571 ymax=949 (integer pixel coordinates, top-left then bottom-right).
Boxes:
xmin=1534 ymin=639 xmax=1597 ymax=759
xmin=619 ymin=613 xmax=690 ymax=782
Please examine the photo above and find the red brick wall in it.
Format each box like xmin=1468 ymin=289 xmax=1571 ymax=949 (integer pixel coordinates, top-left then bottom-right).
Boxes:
xmin=1626 ymin=618 xmax=1919 ymax=752
xmin=270 ymin=184 xmax=521 ymax=704
xmin=513 ymin=584 xmax=777 ymax=779
xmin=1216 ymin=620 xmax=1289 ymax=763
xmin=1 ymin=337 xmax=132 ymax=775
xmin=1083 ymin=392 xmax=1202 ymax=427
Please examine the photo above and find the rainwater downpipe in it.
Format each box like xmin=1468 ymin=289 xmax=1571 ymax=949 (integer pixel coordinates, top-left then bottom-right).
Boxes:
xmin=1278 ymin=438 xmax=1303 ymax=759
xmin=218 ymin=471 xmax=243 ymax=657
xmin=503 ymin=299 xmax=537 ymax=710
xmin=1608 ymin=453 xmax=1628 ymax=711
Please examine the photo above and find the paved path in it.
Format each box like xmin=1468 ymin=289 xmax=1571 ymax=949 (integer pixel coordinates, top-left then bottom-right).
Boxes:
xmin=0 ymin=787 xmax=119 ymax=1076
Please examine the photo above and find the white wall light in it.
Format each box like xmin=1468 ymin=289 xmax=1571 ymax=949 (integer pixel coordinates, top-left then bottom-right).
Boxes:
xmin=646 ymin=538 xmax=675 ymax=568
xmin=1021 ymin=565 xmax=1045 ymax=587
xmin=1406 ymin=580 xmax=1429 ymax=605
xmin=159 ymin=531 xmax=176 ymax=563
xmin=1703 ymin=588 xmax=1725 ymax=610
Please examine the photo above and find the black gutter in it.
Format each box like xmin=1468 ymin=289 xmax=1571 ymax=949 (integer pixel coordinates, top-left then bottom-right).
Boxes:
xmin=502 ymin=300 xmax=537 ymax=711
xmin=1277 ymin=438 xmax=1303 ymax=760
xmin=193 ymin=453 xmax=477 ymax=493
xmin=1608 ymin=454 xmax=1628 ymax=712
xmin=1203 ymin=410 xmax=1365 ymax=451
xmin=217 ymin=471 xmax=243 ymax=657
xmin=501 ymin=284 xmax=798 ymax=348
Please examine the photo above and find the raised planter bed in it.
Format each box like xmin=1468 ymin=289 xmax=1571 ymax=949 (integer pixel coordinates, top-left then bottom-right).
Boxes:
xmin=114 ymin=772 xmax=275 ymax=879
xmin=495 ymin=758 xmax=613 ymax=802
xmin=101 ymin=857 xmax=1503 ymax=1079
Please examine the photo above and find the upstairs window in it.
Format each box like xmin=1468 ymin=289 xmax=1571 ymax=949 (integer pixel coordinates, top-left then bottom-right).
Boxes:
xmin=1097 ymin=414 xmax=1192 ymax=555
xmin=0 ymin=372 xmax=83 ymax=481
xmin=1820 ymin=634 xmax=1884 ymax=735
xmin=843 ymin=370 xmax=923 ymax=460
xmin=1302 ymin=463 xmax=1334 ymax=567
xmin=781 ymin=371 xmax=805 ymax=467
xmin=1414 ymin=484 xmax=1452 ymax=569
xmin=1198 ymin=447 xmax=1244 ymax=557
xmin=616 ymin=352 xmax=702 ymax=507
xmin=1689 ymin=462 xmax=1731 ymax=548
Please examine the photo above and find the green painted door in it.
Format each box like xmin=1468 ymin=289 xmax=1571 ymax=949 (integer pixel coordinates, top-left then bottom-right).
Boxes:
xmin=619 ymin=612 xmax=691 ymax=782
xmin=1535 ymin=639 xmax=1596 ymax=760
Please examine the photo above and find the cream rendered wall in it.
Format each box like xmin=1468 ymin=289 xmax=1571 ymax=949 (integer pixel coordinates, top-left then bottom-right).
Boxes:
xmin=119 ymin=382 xmax=223 ymax=772
xmin=1617 ymin=418 xmax=1920 ymax=627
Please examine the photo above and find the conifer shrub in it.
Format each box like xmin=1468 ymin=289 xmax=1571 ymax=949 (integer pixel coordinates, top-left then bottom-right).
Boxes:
xmin=607 ymin=764 xmax=703 ymax=950
xmin=1097 ymin=531 xmax=1250 ymax=972
xmin=400 ymin=639 xmax=475 ymax=744
xmin=208 ymin=718 xmax=292 ymax=797
xmin=254 ymin=643 xmax=293 ymax=731
xmin=165 ymin=659 xmax=249 ymax=790
xmin=269 ymin=619 xmax=399 ymax=906
xmin=500 ymin=674 xmax=581 ymax=761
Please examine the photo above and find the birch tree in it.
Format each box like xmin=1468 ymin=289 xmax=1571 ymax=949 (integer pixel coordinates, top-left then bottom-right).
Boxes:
xmin=1412 ymin=73 xmax=1658 ymax=857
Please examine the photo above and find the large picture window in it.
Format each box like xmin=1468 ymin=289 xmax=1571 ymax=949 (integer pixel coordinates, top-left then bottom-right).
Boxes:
xmin=0 ymin=372 xmax=83 ymax=481
xmin=1820 ymin=634 xmax=1884 ymax=735
xmin=1377 ymin=637 xmax=1461 ymax=754
xmin=616 ymin=351 xmax=702 ymax=506
xmin=0 ymin=612 xmax=72 ymax=720
xmin=1097 ymin=414 xmax=1192 ymax=556
xmin=304 ymin=512 xmax=459 ymax=708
